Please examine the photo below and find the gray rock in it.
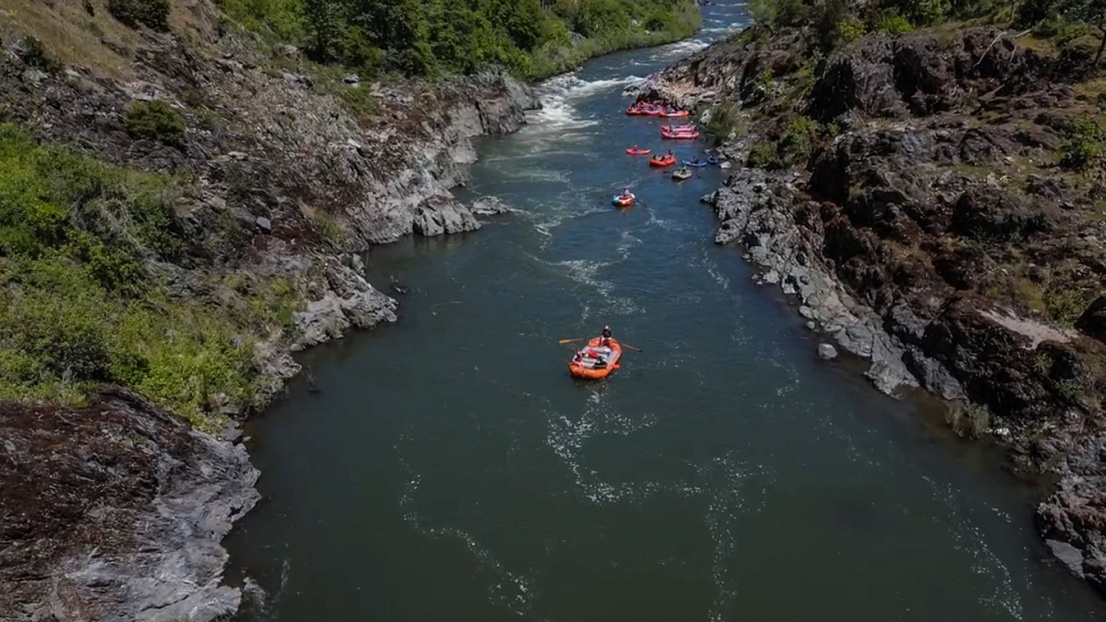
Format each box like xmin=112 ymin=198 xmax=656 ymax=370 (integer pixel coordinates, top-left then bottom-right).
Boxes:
xmin=0 ymin=387 xmax=260 ymax=622
xmin=413 ymin=195 xmax=480 ymax=237
xmin=255 ymin=216 xmax=272 ymax=233
xmin=470 ymin=196 xmax=512 ymax=216
xmin=1046 ymin=539 xmax=1086 ymax=578
xmin=818 ymin=343 xmax=839 ymax=360
xmin=292 ymin=259 xmax=398 ymax=350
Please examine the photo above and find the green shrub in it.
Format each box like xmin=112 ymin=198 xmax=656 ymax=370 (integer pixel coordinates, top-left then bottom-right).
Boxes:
xmin=778 ymin=115 xmax=819 ymax=166
xmin=18 ymin=36 xmax=61 ymax=72
xmin=747 ymin=141 xmax=779 ymax=169
xmin=0 ymin=124 xmax=304 ymax=431
xmin=1057 ymin=116 xmax=1106 ymax=171
xmin=837 ymin=16 xmax=867 ymax=43
xmin=705 ymin=100 xmax=743 ymax=142
xmin=218 ymin=0 xmax=306 ymax=41
xmin=108 ymin=0 xmax=171 ymax=32
xmin=123 ymin=100 xmax=187 ymax=146
xmin=878 ymin=12 xmax=916 ymax=34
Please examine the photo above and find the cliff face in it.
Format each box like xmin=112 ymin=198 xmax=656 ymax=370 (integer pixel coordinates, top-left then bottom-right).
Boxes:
xmin=0 ymin=387 xmax=259 ymax=622
xmin=0 ymin=2 xmax=539 ymax=620
xmin=633 ymin=26 xmax=1106 ymax=594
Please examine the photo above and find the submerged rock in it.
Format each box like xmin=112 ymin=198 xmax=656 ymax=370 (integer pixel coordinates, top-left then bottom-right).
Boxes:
xmin=818 ymin=343 xmax=839 ymax=360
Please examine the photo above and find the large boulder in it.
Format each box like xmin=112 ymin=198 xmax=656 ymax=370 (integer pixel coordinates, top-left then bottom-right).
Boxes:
xmin=1075 ymin=296 xmax=1106 ymax=344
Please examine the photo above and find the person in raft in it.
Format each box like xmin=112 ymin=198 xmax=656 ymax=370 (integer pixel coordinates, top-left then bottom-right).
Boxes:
xmin=600 ymin=325 xmax=613 ymax=347
xmin=666 ymin=149 xmax=674 ymax=158
xmin=619 ymin=188 xmax=633 ymax=200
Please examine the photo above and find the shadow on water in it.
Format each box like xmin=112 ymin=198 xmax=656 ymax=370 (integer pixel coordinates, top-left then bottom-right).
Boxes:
xmin=225 ymin=2 xmax=1106 ymax=621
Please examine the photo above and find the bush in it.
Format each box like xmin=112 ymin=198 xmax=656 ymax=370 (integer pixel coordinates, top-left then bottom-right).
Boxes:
xmin=0 ymin=124 xmax=304 ymax=430
xmin=778 ymin=115 xmax=819 ymax=166
xmin=18 ymin=36 xmax=61 ymax=72
xmin=747 ymin=141 xmax=779 ymax=168
xmin=123 ymin=100 xmax=187 ymax=146
xmin=878 ymin=12 xmax=916 ymax=34
xmin=837 ymin=17 xmax=867 ymax=44
xmin=1057 ymin=116 xmax=1106 ymax=171
xmin=704 ymin=100 xmax=743 ymax=142
xmin=108 ymin=0 xmax=171 ymax=32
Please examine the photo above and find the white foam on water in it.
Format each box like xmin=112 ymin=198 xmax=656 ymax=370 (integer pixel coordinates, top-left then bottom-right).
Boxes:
xmin=542 ymin=394 xmax=707 ymax=506
xmin=511 ymin=188 xmax=613 ymax=245
xmin=492 ymin=166 xmax=573 ymax=184
xmin=643 ymin=208 xmax=701 ymax=236
xmin=395 ymin=449 xmax=536 ymax=616
xmin=921 ymin=476 xmax=1024 ymax=619
xmin=700 ymin=251 xmax=731 ymax=291
xmin=695 ymin=453 xmax=772 ymax=622
xmin=526 ymin=72 xmax=647 ymax=131
xmin=653 ymin=38 xmax=710 ymax=59
xmin=616 ymin=230 xmax=642 ymax=258
xmin=518 ymin=253 xmax=644 ymax=317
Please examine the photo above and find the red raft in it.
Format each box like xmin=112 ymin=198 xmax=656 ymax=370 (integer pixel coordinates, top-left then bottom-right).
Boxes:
xmin=568 ymin=338 xmax=623 ymax=379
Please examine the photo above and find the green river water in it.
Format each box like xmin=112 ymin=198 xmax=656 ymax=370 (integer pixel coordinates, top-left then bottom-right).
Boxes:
xmin=226 ymin=3 xmax=1106 ymax=620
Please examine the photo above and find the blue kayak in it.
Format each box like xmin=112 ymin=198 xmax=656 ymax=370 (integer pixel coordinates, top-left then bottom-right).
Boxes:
xmin=682 ymin=160 xmax=708 ymax=167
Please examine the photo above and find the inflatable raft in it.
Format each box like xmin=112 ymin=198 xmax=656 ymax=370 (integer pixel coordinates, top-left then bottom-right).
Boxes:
xmin=625 ymin=147 xmax=652 ymax=155
xmin=683 ymin=160 xmax=708 ymax=167
xmin=612 ymin=193 xmax=635 ymax=207
xmin=661 ymin=129 xmax=700 ymax=139
xmin=672 ymin=168 xmax=693 ymax=181
xmin=649 ymin=155 xmax=677 ymax=167
xmin=568 ymin=338 xmax=623 ymax=379
xmin=660 ymin=109 xmax=689 ymax=118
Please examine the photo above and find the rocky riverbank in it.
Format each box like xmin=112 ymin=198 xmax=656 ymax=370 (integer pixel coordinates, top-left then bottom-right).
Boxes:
xmin=631 ymin=24 xmax=1106 ymax=595
xmin=0 ymin=2 xmax=538 ymax=619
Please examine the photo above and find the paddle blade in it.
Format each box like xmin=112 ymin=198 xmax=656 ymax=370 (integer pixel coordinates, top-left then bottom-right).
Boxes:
xmin=559 ymin=338 xmax=585 ymax=344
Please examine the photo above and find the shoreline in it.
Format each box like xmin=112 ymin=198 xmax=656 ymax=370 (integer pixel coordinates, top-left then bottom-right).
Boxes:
xmin=629 ymin=23 xmax=1106 ymax=597
xmin=0 ymin=9 xmax=721 ymax=618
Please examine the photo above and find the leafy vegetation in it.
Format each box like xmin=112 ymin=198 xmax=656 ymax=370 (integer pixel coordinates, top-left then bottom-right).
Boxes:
xmin=17 ymin=36 xmax=61 ymax=73
xmin=123 ymin=101 xmax=188 ymax=146
xmin=745 ymin=115 xmax=821 ymax=169
xmin=0 ymin=124 xmax=300 ymax=431
xmin=218 ymin=0 xmax=702 ymax=80
xmin=1057 ymin=116 xmax=1106 ymax=171
xmin=107 ymin=0 xmax=172 ymax=32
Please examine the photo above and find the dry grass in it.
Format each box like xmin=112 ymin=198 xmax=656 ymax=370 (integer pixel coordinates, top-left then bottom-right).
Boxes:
xmin=1 ymin=0 xmax=222 ymax=80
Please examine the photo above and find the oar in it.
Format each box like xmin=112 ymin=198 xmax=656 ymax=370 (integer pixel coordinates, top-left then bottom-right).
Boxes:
xmin=620 ymin=343 xmax=643 ymax=352
xmin=559 ymin=338 xmax=587 ymax=344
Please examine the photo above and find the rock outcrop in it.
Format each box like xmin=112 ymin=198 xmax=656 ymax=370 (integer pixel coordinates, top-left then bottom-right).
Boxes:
xmin=0 ymin=387 xmax=260 ymax=622
xmin=644 ymin=24 xmax=1106 ymax=594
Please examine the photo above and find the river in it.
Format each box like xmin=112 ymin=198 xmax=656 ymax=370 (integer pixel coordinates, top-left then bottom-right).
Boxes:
xmin=225 ymin=3 xmax=1106 ymax=620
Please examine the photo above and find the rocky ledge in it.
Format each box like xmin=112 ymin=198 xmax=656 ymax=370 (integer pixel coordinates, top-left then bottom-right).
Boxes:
xmin=636 ymin=25 xmax=1106 ymax=594
xmin=0 ymin=386 xmax=260 ymax=622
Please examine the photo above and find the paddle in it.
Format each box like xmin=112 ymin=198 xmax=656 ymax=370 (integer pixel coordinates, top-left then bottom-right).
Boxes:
xmin=559 ymin=338 xmax=587 ymax=344
xmin=620 ymin=343 xmax=643 ymax=352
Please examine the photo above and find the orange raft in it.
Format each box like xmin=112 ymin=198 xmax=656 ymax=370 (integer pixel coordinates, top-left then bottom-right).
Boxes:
xmin=568 ymin=338 xmax=623 ymax=379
